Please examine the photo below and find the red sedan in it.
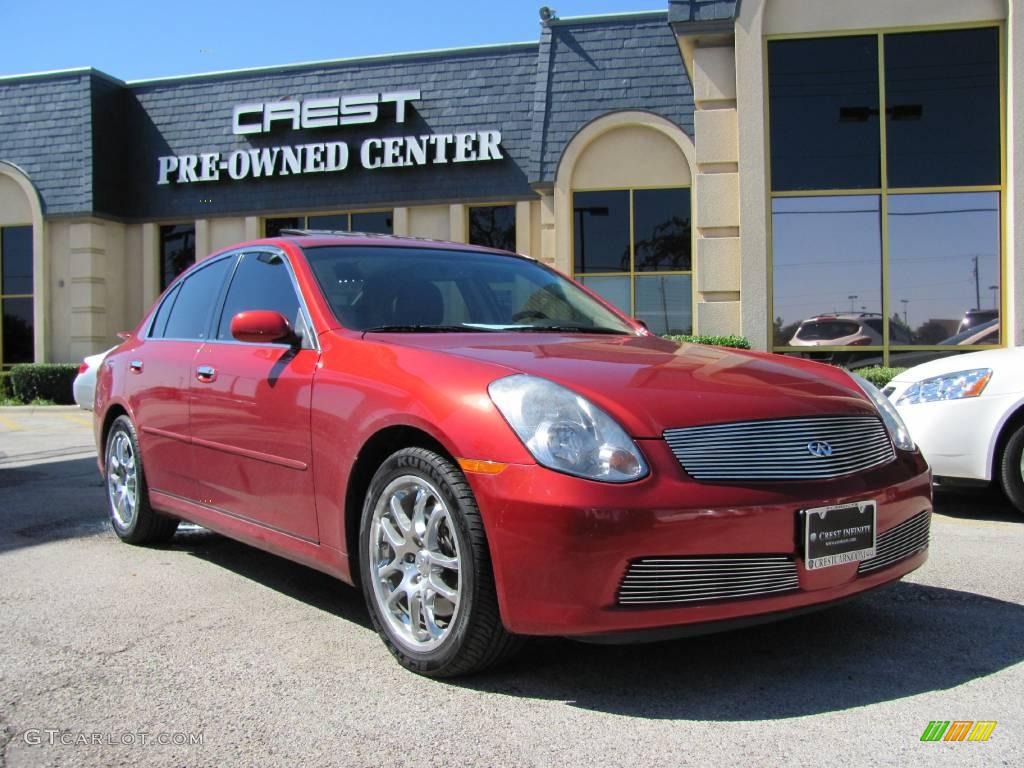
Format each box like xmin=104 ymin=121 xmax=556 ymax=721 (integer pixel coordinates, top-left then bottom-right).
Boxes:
xmin=94 ymin=233 xmax=931 ymax=676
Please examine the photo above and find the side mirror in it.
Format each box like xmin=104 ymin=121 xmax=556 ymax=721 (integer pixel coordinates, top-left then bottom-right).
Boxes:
xmin=230 ymin=310 xmax=297 ymax=345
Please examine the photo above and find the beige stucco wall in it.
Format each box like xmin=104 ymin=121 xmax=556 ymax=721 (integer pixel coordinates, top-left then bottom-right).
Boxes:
xmin=407 ymin=205 xmax=450 ymax=240
xmin=0 ymin=176 xmax=32 ymax=225
xmin=735 ymin=0 xmax=1012 ymax=350
xmin=571 ymin=125 xmax=692 ymax=190
xmin=763 ymin=0 xmax=1004 ymax=34
xmin=207 ymin=217 xmax=246 ymax=255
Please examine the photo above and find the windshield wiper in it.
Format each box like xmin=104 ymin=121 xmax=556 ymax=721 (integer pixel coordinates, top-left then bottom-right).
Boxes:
xmin=362 ymin=324 xmax=496 ymax=333
xmin=509 ymin=324 xmax=631 ymax=335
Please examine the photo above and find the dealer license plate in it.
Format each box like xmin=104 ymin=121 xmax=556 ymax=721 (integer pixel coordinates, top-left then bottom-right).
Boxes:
xmin=802 ymin=501 xmax=877 ymax=570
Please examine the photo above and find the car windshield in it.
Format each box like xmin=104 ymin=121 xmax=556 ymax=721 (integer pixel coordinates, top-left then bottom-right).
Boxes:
xmin=302 ymin=245 xmax=636 ymax=334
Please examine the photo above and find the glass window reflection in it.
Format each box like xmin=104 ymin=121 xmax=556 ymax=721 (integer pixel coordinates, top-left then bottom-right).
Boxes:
xmin=772 ymin=196 xmax=882 ymax=347
xmin=888 ymin=192 xmax=1000 ymax=346
xmin=884 ymin=28 xmax=1000 ymax=188
xmin=768 ymin=36 xmax=880 ymax=191
xmin=469 ymin=205 xmax=516 ymax=252
xmin=634 ymin=189 xmax=691 ymax=271
xmin=577 ymin=276 xmax=630 ymax=316
xmin=1 ymin=226 xmax=33 ymax=295
xmin=635 ymin=275 xmax=692 ymax=335
xmin=573 ymin=191 xmax=629 ymax=273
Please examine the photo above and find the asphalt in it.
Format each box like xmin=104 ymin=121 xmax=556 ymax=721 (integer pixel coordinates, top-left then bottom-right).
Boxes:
xmin=0 ymin=408 xmax=1021 ymax=767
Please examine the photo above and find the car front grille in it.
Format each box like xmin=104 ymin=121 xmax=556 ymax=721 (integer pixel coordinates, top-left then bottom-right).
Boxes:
xmin=857 ymin=510 xmax=931 ymax=574
xmin=617 ymin=555 xmax=800 ymax=606
xmin=664 ymin=415 xmax=896 ymax=481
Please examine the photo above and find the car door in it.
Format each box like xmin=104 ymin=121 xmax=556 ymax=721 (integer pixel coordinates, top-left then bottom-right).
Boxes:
xmin=124 ymin=256 xmax=235 ymax=501
xmin=189 ymin=249 xmax=321 ymax=541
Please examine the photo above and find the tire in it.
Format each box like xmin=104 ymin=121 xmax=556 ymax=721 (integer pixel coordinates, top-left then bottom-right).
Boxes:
xmin=104 ymin=415 xmax=179 ymax=545
xmin=359 ymin=447 xmax=521 ymax=677
xmin=999 ymin=424 xmax=1024 ymax=516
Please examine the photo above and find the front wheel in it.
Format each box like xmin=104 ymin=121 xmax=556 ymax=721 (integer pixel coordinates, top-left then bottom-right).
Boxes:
xmin=999 ymin=424 xmax=1024 ymax=516
xmin=105 ymin=415 xmax=179 ymax=545
xmin=359 ymin=447 xmax=520 ymax=677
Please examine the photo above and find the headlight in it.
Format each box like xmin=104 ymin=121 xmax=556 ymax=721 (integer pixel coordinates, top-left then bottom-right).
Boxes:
xmin=488 ymin=375 xmax=648 ymax=482
xmin=851 ymin=373 xmax=915 ymax=452
xmin=895 ymin=368 xmax=992 ymax=406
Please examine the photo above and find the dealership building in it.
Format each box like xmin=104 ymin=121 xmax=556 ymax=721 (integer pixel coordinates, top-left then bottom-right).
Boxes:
xmin=0 ymin=0 xmax=1020 ymax=368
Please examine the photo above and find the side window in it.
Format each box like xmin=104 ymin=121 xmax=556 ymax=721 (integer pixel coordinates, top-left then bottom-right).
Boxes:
xmin=162 ymin=257 xmax=233 ymax=340
xmin=148 ymin=284 xmax=181 ymax=338
xmin=216 ymin=251 xmax=302 ymax=341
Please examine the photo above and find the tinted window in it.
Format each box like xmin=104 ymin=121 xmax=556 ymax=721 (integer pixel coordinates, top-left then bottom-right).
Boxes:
xmin=148 ymin=284 xmax=180 ymax=338
xmin=885 ymin=28 xmax=999 ymax=188
xmin=468 ymin=206 xmax=516 ymax=252
xmin=574 ymin=191 xmax=630 ymax=273
xmin=159 ymin=224 xmax=196 ymax=291
xmin=216 ymin=252 xmax=301 ymax=340
xmin=265 ymin=217 xmax=303 ymax=237
xmin=1 ymin=297 xmax=33 ymax=365
xmin=162 ymin=257 xmax=232 ymax=340
xmin=307 ymin=214 xmax=349 ymax=231
xmin=633 ymin=189 xmax=691 ymax=271
xmin=1 ymin=226 xmax=33 ymax=295
xmin=351 ymin=211 xmax=393 ymax=234
xmin=768 ymin=36 xmax=880 ymax=191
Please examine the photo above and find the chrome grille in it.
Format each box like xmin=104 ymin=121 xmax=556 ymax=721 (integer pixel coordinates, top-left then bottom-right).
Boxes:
xmin=664 ymin=416 xmax=896 ymax=481
xmin=858 ymin=510 xmax=930 ymax=574
xmin=617 ymin=556 xmax=799 ymax=606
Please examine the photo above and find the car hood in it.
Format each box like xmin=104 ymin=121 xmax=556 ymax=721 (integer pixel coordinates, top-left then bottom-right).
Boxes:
xmin=381 ymin=333 xmax=875 ymax=438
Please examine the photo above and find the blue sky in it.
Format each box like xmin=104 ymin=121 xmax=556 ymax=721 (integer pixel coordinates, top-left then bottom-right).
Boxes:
xmin=1 ymin=0 xmax=664 ymax=81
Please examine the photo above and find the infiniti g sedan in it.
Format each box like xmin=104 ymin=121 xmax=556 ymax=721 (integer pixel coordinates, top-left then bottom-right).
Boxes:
xmin=94 ymin=232 xmax=932 ymax=676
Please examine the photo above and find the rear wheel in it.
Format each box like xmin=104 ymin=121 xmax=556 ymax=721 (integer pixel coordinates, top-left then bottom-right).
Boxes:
xmin=105 ymin=415 xmax=179 ymax=544
xmin=359 ymin=447 xmax=520 ymax=677
xmin=999 ymin=424 xmax=1024 ymax=516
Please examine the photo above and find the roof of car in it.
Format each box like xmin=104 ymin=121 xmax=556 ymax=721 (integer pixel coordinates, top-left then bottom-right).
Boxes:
xmin=802 ymin=312 xmax=882 ymax=322
xmin=267 ymin=230 xmax=536 ymax=260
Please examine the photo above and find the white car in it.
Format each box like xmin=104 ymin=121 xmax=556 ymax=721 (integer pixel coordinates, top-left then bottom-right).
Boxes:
xmin=886 ymin=347 xmax=1024 ymax=514
xmin=72 ymin=348 xmax=114 ymax=410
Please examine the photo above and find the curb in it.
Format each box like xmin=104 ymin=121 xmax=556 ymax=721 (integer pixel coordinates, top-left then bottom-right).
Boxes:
xmin=0 ymin=405 xmax=87 ymax=414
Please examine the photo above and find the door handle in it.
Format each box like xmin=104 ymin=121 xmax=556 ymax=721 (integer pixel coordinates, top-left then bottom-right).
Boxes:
xmin=129 ymin=360 xmax=143 ymax=374
xmin=196 ymin=365 xmax=217 ymax=383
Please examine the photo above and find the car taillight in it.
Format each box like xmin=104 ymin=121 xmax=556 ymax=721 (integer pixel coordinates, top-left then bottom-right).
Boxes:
xmin=78 ymin=362 xmax=90 ymax=374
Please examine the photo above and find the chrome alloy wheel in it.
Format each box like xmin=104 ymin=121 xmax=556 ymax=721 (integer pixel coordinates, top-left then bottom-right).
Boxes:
xmin=368 ymin=475 xmax=462 ymax=652
xmin=106 ymin=429 xmax=138 ymax=529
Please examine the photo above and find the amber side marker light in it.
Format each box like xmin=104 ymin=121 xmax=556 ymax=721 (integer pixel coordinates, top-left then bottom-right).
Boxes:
xmin=457 ymin=458 xmax=508 ymax=475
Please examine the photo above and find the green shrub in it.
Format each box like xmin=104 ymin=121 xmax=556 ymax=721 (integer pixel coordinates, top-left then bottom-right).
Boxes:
xmin=854 ymin=366 xmax=907 ymax=389
xmin=9 ymin=363 xmax=78 ymax=405
xmin=663 ymin=334 xmax=752 ymax=350
xmin=0 ymin=371 xmax=11 ymax=398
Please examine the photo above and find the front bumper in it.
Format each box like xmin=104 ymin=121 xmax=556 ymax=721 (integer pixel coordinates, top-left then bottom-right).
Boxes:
xmin=468 ymin=440 xmax=931 ymax=637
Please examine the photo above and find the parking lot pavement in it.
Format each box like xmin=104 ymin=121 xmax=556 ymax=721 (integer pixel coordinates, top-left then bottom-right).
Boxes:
xmin=1 ymin=410 xmax=1022 ymax=767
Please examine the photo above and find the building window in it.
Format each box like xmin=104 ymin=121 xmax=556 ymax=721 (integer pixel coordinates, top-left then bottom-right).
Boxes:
xmin=768 ymin=27 xmax=1002 ymax=366
xmin=265 ymin=211 xmax=393 ymax=237
xmin=468 ymin=205 xmax=516 ymax=251
xmin=573 ymin=187 xmax=692 ymax=335
xmin=1 ymin=225 xmax=33 ymax=368
xmin=160 ymin=224 xmax=196 ymax=291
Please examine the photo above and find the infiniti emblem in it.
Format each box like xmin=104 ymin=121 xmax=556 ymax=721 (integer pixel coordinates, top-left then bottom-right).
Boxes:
xmin=807 ymin=440 xmax=833 ymax=458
